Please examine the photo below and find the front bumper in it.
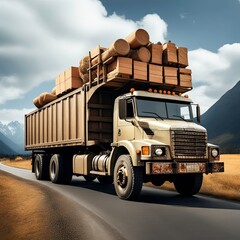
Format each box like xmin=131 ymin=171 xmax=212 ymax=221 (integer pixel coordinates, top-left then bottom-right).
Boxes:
xmin=146 ymin=161 xmax=224 ymax=175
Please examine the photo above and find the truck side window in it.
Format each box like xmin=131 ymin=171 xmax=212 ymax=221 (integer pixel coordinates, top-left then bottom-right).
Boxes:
xmin=126 ymin=100 xmax=134 ymax=118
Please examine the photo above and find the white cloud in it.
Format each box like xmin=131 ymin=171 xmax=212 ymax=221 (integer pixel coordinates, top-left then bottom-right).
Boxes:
xmin=0 ymin=0 xmax=167 ymax=103
xmin=0 ymin=0 xmax=168 ymax=123
xmin=0 ymin=108 xmax=34 ymax=124
xmin=188 ymin=43 xmax=240 ymax=113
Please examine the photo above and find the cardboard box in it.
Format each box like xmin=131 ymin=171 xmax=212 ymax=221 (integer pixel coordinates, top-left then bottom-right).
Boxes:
xmin=162 ymin=42 xmax=178 ymax=65
xmin=133 ymin=61 xmax=147 ymax=81
xmin=148 ymin=44 xmax=163 ymax=65
xmin=107 ymin=57 xmax=132 ymax=76
xmin=164 ymin=76 xmax=178 ymax=85
xmin=149 ymin=64 xmax=163 ymax=83
xmin=177 ymin=47 xmax=188 ymax=67
xmin=164 ymin=66 xmax=178 ymax=77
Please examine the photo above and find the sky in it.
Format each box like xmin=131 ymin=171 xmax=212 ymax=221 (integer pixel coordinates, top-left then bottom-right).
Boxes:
xmin=0 ymin=0 xmax=240 ymax=123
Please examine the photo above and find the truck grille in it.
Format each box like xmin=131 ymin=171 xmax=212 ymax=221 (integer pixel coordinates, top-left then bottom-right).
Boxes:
xmin=171 ymin=130 xmax=207 ymax=159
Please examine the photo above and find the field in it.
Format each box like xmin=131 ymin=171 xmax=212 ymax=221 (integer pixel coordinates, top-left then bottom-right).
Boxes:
xmin=1 ymin=154 xmax=240 ymax=201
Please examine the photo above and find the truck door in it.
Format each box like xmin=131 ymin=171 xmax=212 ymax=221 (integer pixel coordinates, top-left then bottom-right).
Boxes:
xmin=117 ymin=98 xmax=135 ymax=141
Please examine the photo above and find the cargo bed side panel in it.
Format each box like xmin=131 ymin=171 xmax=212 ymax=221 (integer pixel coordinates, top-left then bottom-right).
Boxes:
xmin=25 ymin=90 xmax=85 ymax=150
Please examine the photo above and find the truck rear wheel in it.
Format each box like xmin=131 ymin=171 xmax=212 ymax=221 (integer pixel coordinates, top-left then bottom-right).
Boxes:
xmin=173 ymin=173 xmax=203 ymax=196
xmin=34 ymin=154 xmax=50 ymax=180
xmin=114 ymin=154 xmax=143 ymax=200
xmin=49 ymin=154 xmax=72 ymax=184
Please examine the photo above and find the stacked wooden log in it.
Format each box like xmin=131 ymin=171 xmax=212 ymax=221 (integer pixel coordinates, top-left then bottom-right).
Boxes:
xmin=78 ymin=28 xmax=191 ymax=89
xmin=33 ymin=28 xmax=192 ymax=108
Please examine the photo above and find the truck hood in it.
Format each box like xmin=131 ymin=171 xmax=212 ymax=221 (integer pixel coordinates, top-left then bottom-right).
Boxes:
xmin=137 ymin=118 xmax=206 ymax=145
xmin=138 ymin=118 xmax=206 ymax=132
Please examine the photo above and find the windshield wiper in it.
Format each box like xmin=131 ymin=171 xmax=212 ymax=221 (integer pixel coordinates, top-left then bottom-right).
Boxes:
xmin=172 ymin=115 xmax=188 ymax=122
xmin=142 ymin=111 xmax=164 ymax=120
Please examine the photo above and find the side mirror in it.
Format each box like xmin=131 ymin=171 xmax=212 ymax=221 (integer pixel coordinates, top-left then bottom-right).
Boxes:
xmin=196 ymin=104 xmax=201 ymax=123
xmin=119 ymin=98 xmax=127 ymax=119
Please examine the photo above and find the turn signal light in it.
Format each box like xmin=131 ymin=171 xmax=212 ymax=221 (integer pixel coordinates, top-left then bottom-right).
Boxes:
xmin=130 ymin=88 xmax=135 ymax=93
xmin=142 ymin=146 xmax=150 ymax=155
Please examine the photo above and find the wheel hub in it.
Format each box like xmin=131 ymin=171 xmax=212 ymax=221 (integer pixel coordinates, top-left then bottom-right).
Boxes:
xmin=117 ymin=165 xmax=128 ymax=188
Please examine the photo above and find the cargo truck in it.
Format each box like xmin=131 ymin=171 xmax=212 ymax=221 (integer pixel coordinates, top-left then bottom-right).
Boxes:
xmin=25 ymin=30 xmax=224 ymax=200
xmin=25 ymin=77 xmax=224 ymax=200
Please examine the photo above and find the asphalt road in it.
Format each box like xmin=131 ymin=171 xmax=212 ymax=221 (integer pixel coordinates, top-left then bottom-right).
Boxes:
xmin=1 ymin=163 xmax=240 ymax=240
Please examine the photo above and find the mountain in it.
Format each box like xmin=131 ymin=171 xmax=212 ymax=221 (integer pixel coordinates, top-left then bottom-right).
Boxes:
xmin=0 ymin=132 xmax=17 ymax=155
xmin=201 ymin=81 xmax=240 ymax=153
xmin=0 ymin=121 xmax=25 ymax=155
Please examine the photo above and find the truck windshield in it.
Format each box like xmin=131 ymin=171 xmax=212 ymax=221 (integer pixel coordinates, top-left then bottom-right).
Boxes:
xmin=136 ymin=97 xmax=193 ymax=121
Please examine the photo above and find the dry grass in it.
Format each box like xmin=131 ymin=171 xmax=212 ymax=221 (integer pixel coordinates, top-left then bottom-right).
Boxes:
xmin=0 ymin=157 xmax=32 ymax=170
xmin=1 ymin=154 xmax=240 ymax=201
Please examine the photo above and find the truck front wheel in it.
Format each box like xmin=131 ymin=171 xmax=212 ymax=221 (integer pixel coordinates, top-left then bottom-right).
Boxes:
xmin=114 ymin=154 xmax=143 ymax=200
xmin=173 ymin=173 xmax=203 ymax=196
xmin=34 ymin=154 xmax=50 ymax=180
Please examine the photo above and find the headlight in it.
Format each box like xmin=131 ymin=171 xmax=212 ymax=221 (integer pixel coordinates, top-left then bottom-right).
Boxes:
xmin=155 ymin=148 xmax=163 ymax=156
xmin=211 ymin=148 xmax=219 ymax=158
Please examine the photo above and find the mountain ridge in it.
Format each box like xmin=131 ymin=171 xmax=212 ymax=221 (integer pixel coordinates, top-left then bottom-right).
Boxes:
xmin=201 ymin=81 xmax=240 ymax=153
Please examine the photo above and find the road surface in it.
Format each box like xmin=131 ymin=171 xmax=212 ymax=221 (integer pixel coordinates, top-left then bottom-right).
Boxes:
xmin=1 ymin=163 xmax=240 ymax=240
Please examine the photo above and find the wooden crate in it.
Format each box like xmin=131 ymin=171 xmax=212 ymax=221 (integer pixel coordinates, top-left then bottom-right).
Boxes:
xmin=65 ymin=77 xmax=83 ymax=91
xmin=179 ymin=68 xmax=192 ymax=88
xmin=164 ymin=76 xmax=178 ymax=85
xmin=148 ymin=43 xmax=163 ymax=65
xmin=149 ymin=64 xmax=163 ymax=83
xmin=133 ymin=61 xmax=147 ymax=81
xmin=107 ymin=57 xmax=132 ymax=77
xmin=179 ymin=74 xmax=192 ymax=88
xmin=177 ymin=47 xmax=188 ymax=67
xmin=164 ymin=66 xmax=178 ymax=77
xmin=162 ymin=42 xmax=178 ymax=66
xmin=65 ymin=66 xmax=80 ymax=79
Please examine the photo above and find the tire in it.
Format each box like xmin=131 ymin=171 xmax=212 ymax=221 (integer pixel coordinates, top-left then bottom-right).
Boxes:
xmin=114 ymin=154 xmax=143 ymax=200
xmin=34 ymin=154 xmax=50 ymax=180
xmin=84 ymin=175 xmax=96 ymax=182
xmin=173 ymin=173 xmax=203 ymax=196
xmin=97 ymin=176 xmax=113 ymax=184
xmin=49 ymin=154 xmax=72 ymax=184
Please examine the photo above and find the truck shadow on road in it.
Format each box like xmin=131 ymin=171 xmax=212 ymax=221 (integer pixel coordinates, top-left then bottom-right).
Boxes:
xmin=70 ymin=179 xmax=240 ymax=210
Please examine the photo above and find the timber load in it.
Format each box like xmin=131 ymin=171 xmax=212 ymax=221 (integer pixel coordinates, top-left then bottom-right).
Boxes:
xmin=33 ymin=28 xmax=192 ymax=108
